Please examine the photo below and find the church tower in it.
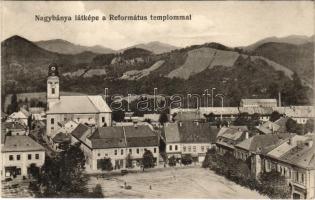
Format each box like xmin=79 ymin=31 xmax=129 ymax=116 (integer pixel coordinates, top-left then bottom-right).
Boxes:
xmin=47 ymin=63 xmax=60 ymax=109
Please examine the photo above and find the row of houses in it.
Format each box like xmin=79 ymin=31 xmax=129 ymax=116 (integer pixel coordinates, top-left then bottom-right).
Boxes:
xmin=70 ymin=124 xmax=160 ymax=171
xmin=171 ymin=105 xmax=315 ymax=124
xmin=216 ymin=125 xmax=315 ymax=199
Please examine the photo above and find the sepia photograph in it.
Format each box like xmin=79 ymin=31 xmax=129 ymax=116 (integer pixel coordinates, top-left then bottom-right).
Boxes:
xmin=0 ymin=0 xmax=314 ymax=199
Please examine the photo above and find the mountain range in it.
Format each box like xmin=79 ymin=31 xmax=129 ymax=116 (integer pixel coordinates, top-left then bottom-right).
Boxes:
xmin=245 ymin=35 xmax=314 ymax=50
xmin=1 ymin=34 xmax=313 ymax=109
xmin=35 ymin=39 xmax=178 ymax=55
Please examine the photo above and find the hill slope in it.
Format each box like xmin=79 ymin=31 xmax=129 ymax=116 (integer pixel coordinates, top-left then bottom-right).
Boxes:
xmin=35 ymin=39 xmax=116 ymax=54
xmin=120 ymin=41 xmax=178 ymax=54
xmin=254 ymin=42 xmax=314 ymax=86
xmin=245 ymin=35 xmax=313 ymax=50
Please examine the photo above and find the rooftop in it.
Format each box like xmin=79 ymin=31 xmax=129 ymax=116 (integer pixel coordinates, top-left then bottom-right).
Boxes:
xmin=46 ymin=95 xmax=111 ymax=114
xmin=73 ymin=124 xmax=159 ymax=149
xmin=163 ymin=122 xmax=220 ymax=144
xmin=2 ymin=136 xmax=45 ymax=152
xmin=235 ymin=133 xmax=291 ymax=152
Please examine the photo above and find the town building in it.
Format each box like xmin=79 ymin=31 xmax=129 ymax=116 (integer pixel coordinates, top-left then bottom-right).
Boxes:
xmin=1 ymin=136 xmax=45 ymax=179
xmin=71 ymin=124 xmax=159 ymax=171
xmin=6 ymin=109 xmax=29 ymax=126
xmin=262 ymin=134 xmax=315 ymax=199
xmin=2 ymin=122 xmax=28 ymax=136
xmin=215 ymin=126 xmax=249 ymax=155
xmin=45 ymin=64 xmax=112 ymax=138
xmin=256 ymin=117 xmax=289 ymax=135
xmin=162 ymin=121 xmax=220 ymax=162
xmin=240 ymin=99 xmax=278 ymax=108
xmin=234 ymin=133 xmax=291 ymax=178
xmin=274 ymin=106 xmax=315 ymax=124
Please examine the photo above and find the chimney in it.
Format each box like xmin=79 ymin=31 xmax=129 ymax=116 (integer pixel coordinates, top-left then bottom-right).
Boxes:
xmin=245 ymin=131 xmax=249 ymax=139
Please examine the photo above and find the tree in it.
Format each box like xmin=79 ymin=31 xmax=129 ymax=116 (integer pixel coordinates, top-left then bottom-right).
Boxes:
xmin=286 ymin=118 xmax=304 ymax=135
xmin=28 ymin=115 xmax=33 ymax=130
xmin=35 ymin=143 xmax=87 ymax=197
xmin=204 ymin=113 xmax=215 ymax=122
xmin=270 ymin=111 xmax=281 ymax=122
xmin=168 ymin=156 xmax=176 ymax=167
xmin=142 ymin=149 xmax=155 ymax=171
xmin=259 ymin=170 xmax=291 ymax=199
xmin=304 ymin=119 xmax=314 ymax=133
xmin=112 ymin=110 xmax=125 ymax=122
xmin=97 ymin=158 xmax=113 ymax=171
xmin=126 ymin=154 xmax=133 ymax=168
xmin=181 ymin=154 xmax=193 ymax=165
xmin=234 ymin=112 xmax=250 ymax=126
xmin=159 ymin=112 xmax=168 ymax=126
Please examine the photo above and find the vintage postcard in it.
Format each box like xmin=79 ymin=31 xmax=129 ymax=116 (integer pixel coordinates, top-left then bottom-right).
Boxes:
xmin=0 ymin=0 xmax=314 ymax=199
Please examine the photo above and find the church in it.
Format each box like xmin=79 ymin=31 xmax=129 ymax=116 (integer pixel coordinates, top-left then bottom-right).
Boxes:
xmin=45 ymin=64 xmax=112 ymax=137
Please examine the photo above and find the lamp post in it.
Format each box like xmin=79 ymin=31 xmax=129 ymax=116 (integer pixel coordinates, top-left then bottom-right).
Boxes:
xmin=215 ymin=94 xmax=224 ymax=121
xmin=211 ymin=88 xmax=216 ymax=107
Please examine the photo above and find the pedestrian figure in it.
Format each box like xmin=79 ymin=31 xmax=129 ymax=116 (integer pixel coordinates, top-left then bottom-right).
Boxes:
xmin=149 ymin=185 xmax=152 ymax=190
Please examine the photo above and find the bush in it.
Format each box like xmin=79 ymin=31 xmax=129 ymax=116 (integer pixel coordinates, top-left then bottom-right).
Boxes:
xmin=168 ymin=156 xmax=176 ymax=167
xmin=181 ymin=154 xmax=193 ymax=165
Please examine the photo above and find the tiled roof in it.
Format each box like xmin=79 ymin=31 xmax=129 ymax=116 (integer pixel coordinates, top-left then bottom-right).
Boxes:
xmin=2 ymin=136 xmax=45 ymax=152
xmin=277 ymin=134 xmax=315 ymax=169
xmin=46 ymin=95 xmax=111 ymax=114
xmin=125 ymin=126 xmax=158 ymax=147
xmin=217 ymin=127 xmax=247 ymax=141
xmin=84 ymin=125 xmax=159 ymax=149
xmin=3 ymin=122 xmax=26 ymax=130
xmin=267 ymin=135 xmax=309 ymax=158
xmin=235 ymin=133 xmax=291 ymax=152
xmin=163 ymin=122 xmax=220 ymax=144
xmin=71 ymin=123 xmax=91 ymax=141
xmin=163 ymin=123 xmax=181 ymax=143
xmin=7 ymin=111 xmax=28 ymax=119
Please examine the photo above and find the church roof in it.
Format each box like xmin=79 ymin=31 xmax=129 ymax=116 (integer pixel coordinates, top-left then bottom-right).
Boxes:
xmin=46 ymin=95 xmax=111 ymax=114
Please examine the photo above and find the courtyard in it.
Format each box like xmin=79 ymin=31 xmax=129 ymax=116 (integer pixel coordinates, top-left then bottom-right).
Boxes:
xmin=87 ymin=167 xmax=267 ymax=198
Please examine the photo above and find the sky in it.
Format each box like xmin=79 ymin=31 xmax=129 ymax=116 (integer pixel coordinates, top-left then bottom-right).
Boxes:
xmin=1 ymin=1 xmax=314 ymax=50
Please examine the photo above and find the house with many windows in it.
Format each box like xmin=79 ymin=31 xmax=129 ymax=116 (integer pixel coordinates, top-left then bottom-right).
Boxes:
xmin=234 ymin=133 xmax=291 ymax=178
xmin=261 ymin=134 xmax=315 ymax=199
xmin=45 ymin=64 xmax=112 ymax=138
xmin=162 ymin=121 xmax=219 ymax=162
xmin=215 ymin=126 xmax=249 ymax=155
xmin=71 ymin=124 xmax=159 ymax=171
xmin=1 ymin=136 xmax=45 ymax=179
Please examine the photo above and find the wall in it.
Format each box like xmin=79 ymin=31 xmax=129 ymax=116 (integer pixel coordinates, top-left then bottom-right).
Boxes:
xmin=2 ymin=151 xmax=45 ymax=178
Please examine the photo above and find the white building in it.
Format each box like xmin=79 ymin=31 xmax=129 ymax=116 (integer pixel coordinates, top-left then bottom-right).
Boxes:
xmin=262 ymin=134 xmax=315 ymax=199
xmin=240 ymin=99 xmax=278 ymax=108
xmin=6 ymin=110 xmax=29 ymax=126
xmin=162 ymin=122 xmax=220 ymax=162
xmin=1 ymin=136 xmax=45 ymax=179
xmin=45 ymin=64 xmax=112 ymax=138
xmin=71 ymin=124 xmax=159 ymax=171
